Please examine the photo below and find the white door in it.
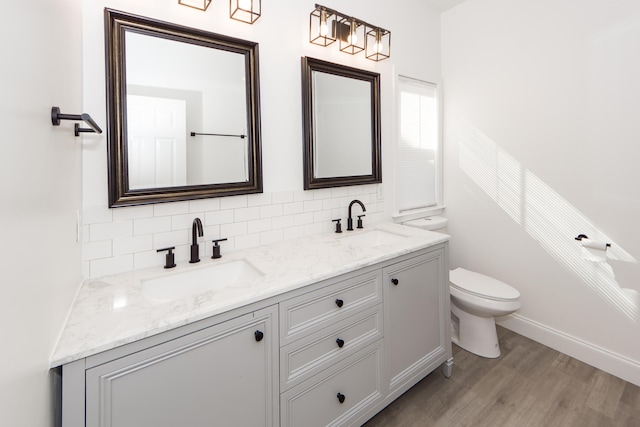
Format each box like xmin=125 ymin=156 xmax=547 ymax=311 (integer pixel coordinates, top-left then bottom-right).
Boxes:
xmin=127 ymin=95 xmax=187 ymax=189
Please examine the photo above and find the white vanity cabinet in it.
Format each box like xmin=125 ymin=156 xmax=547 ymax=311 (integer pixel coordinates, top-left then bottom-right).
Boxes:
xmin=69 ymin=305 xmax=279 ymax=427
xmin=58 ymin=235 xmax=451 ymax=427
xmin=383 ymin=247 xmax=452 ymax=400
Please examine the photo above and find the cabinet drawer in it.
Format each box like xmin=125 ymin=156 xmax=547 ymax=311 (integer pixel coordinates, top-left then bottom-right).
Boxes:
xmin=280 ymin=342 xmax=383 ymax=427
xmin=280 ymin=270 xmax=382 ymax=345
xmin=281 ymin=304 xmax=383 ymax=391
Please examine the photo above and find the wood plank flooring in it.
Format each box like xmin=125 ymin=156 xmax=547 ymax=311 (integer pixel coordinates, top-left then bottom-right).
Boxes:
xmin=364 ymin=326 xmax=640 ymax=426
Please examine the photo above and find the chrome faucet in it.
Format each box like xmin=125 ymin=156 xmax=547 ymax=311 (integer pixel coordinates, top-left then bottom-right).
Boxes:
xmin=347 ymin=199 xmax=366 ymax=231
xmin=190 ymin=218 xmax=204 ymax=263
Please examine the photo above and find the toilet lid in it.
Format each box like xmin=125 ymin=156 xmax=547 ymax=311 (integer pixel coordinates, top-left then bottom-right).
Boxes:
xmin=449 ymin=268 xmax=520 ymax=301
xmin=404 ymin=216 xmax=448 ymax=231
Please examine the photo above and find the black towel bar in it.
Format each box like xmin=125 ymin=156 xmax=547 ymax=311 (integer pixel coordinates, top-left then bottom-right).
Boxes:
xmin=51 ymin=106 xmax=103 ymax=137
xmin=190 ymin=131 xmax=246 ymax=139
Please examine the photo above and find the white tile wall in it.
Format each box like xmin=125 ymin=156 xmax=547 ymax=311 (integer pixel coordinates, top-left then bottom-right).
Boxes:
xmin=82 ymin=186 xmax=383 ymax=278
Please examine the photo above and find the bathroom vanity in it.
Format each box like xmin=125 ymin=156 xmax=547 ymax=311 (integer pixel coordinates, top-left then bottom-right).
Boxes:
xmin=54 ymin=223 xmax=451 ymax=426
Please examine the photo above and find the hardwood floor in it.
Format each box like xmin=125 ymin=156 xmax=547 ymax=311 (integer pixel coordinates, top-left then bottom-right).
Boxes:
xmin=364 ymin=326 xmax=640 ymax=426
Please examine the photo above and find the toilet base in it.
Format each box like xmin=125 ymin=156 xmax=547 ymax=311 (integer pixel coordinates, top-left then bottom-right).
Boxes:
xmin=451 ymin=303 xmax=501 ymax=358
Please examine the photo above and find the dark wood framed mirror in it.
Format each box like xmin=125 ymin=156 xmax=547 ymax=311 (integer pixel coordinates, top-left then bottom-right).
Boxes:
xmin=301 ymin=57 xmax=381 ymax=190
xmin=105 ymin=9 xmax=262 ymax=207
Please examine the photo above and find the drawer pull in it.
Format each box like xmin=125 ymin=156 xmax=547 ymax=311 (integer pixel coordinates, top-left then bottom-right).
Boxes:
xmin=336 ymin=338 xmax=345 ymax=348
xmin=335 ymin=298 xmax=344 ymax=308
xmin=391 ymin=278 xmax=399 ymax=286
xmin=337 ymin=393 xmax=346 ymax=404
xmin=254 ymin=330 xmax=264 ymax=342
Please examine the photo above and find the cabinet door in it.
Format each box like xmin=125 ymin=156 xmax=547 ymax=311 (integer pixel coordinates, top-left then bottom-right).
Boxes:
xmin=383 ymin=249 xmax=450 ymax=398
xmin=86 ymin=306 xmax=278 ymax=427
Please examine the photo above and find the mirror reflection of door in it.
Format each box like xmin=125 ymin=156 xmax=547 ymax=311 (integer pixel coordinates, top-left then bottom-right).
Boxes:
xmin=125 ymin=29 xmax=248 ymax=187
xmin=127 ymin=95 xmax=187 ymax=189
xmin=105 ymin=9 xmax=263 ymax=206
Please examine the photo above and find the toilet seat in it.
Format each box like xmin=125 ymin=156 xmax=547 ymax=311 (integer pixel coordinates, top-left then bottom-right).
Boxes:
xmin=450 ymin=268 xmax=520 ymax=302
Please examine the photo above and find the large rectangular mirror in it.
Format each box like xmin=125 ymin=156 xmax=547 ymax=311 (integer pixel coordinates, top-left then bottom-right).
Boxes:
xmin=105 ymin=9 xmax=262 ymax=207
xmin=301 ymin=57 xmax=381 ymax=190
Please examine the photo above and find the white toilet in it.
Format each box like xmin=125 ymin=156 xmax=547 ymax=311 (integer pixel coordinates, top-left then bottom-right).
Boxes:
xmin=403 ymin=216 xmax=521 ymax=358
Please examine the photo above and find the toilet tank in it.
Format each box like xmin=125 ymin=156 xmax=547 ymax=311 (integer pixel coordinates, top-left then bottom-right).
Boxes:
xmin=403 ymin=216 xmax=448 ymax=233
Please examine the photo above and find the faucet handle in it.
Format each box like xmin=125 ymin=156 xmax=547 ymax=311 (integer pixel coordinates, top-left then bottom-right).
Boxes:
xmin=157 ymin=247 xmax=176 ymax=269
xmin=357 ymin=215 xmax=365 ymax=229
xmin=211 ymin=238 xmax=228 ymax=259
xmin=332 ymin=219 xmax=342 ymax=233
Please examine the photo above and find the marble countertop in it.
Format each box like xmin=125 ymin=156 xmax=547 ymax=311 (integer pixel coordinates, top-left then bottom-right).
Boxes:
xmin=51 ymin=222 xmax=449 ymax=367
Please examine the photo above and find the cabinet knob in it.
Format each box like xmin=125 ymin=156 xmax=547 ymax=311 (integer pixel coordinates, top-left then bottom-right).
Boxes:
xmin=254 ymin=330 xmax=264 ymax=342
xmin=391 ymin=278 xmax=399 ymax=286
xmin=335 ymin=298 xmax=344 ymax=308
xmin=336 ymin=338 xmax=345 ymax=348
xmin=337 ymin=393 xmax=346 ymax=404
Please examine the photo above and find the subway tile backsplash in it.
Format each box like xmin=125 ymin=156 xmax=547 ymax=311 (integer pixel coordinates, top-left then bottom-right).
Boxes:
xmin=82 ymin=186 xmax=383 ymax=278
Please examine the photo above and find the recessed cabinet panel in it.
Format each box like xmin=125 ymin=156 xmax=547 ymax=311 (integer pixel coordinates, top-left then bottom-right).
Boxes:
xmin=280 ymin=270 xmax=382 ymax=345
xmin=383 ymin=249 xmax=449 ymax=397
xmin=280 ymin=342 xmax=383 ymax=427
xmin=86 ymin=307 xmax=277 ymax=427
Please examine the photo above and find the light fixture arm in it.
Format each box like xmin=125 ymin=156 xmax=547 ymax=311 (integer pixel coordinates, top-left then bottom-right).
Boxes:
xmin=313 ymin=4 xmax=388 ymax=37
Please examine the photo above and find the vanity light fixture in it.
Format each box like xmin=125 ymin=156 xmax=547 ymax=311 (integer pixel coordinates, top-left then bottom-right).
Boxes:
xmin=309 ymin=5 xmax=337 ymax=46
xmin=309 ymin=4 xmax=391 ymax=60
xmin=178 ymin=0 xmax=211 ymax=11
xmin=365 ymin=27 xmax=391 ymax=62
xmin=230 ymin=0 xmax=261 ymax=24
xmin=339 ymin=17 xmax=365 ymax=55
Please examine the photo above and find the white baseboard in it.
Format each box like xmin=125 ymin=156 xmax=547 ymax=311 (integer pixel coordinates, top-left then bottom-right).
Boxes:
xmin=497 ymin=314 xmax=640 ymax=388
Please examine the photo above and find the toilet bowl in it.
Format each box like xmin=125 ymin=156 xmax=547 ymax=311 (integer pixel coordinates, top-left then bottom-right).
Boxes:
xmin=402 ymin=216 xmax=521 ymax=358
xmin=449 ymin=268 xmax=520 ymax=358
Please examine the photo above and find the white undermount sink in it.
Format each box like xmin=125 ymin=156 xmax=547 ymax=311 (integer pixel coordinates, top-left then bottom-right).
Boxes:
xmin=339 ymin=229 xmax=406 ymax=248
xmin=142 ymin=259 xmax=263 ymax=302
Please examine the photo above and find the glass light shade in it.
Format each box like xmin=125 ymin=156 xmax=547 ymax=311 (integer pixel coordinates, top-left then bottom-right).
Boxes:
xmin=178 ymin=0 xmax=211 ymax=11
xmin=310 ymin=7 xmax=337 ymax=47
xmin=338 ymin=18 xmax=365 ymax=55
xmin=365 ymin=28 xmax=391 ymax=61
xmin=230 ymin=0 xmax=261 ymax=24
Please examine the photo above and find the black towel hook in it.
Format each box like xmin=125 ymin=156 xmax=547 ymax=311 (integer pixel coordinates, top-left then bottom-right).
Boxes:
xmin=51 ymin=106 xmax=103 ymax=137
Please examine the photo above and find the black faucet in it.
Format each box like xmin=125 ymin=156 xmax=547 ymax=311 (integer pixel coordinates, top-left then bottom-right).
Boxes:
xmin=347 ymin=199 xmax=366 ymax=231
xmin=190 ymin=218 xmax=204 ymax=263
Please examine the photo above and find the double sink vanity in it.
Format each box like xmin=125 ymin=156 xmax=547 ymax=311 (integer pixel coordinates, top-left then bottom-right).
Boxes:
xmin=61 ymin=8 xmax=455 ymax=426
xmin=54 ymin=222 xmax=452 ymax=426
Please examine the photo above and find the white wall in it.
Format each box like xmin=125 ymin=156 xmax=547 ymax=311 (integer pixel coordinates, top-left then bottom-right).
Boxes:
xmin=81 ymin=0 xmax=443 ymax=278
xmin=0 ymin=0 xmax=83 ymax=425
xmin=442 ymin=0 xmax=640 ymax=385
